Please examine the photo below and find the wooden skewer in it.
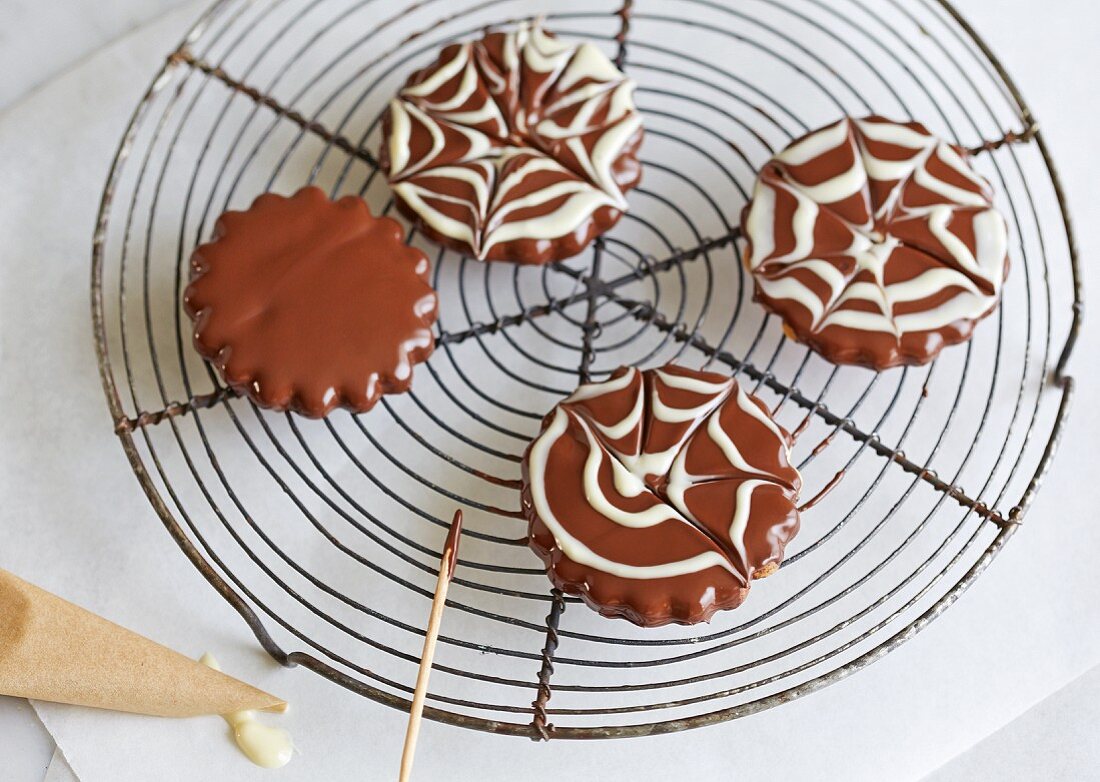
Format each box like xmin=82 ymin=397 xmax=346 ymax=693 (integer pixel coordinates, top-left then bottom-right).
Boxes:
xmin=398 ymin=509 xmax=464 ymax=782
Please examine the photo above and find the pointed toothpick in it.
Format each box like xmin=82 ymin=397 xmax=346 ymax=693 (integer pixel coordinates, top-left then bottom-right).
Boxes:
xmin=399 ymin=510 xmax=464 ymax=782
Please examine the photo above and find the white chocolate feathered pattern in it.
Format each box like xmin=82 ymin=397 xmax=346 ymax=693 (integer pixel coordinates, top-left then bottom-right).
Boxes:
xmin=742 ymin=115 xmax=1009 ymax=369
xmin=383 ymin=20 xmax=643 ymax=264
xmin=522 ymin=364 xmax=802 ymax=627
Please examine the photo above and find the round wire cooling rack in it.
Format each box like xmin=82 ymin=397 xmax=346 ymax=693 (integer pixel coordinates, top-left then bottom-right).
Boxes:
xmin=92 ymin=0 xmax=1081 ymax=739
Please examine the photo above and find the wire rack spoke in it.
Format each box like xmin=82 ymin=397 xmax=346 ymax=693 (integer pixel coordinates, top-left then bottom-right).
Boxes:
xmin=613 ymin=0 xmax=633 ymax=71
xmin=437 ymin=284 xmax=595 ymax=348
xmin=608 ymin=230 xmax=741 ymax=291
xmin=115 ymin=386 xmax=237 ymax=433
xmin=546 ymin=229 xmax=741 ymax=294
xmin=530 ymin=588 xmax=566 ymax=741
xmin=599 ymin=289 xmax=1013 ymax=526
xmin=576 ymin=238 xmax=607 ymax=382
xmin=967 ymin=120 xmax=1040 ymax=156
xmin=169 ymin=46 xmax=380 ymax=169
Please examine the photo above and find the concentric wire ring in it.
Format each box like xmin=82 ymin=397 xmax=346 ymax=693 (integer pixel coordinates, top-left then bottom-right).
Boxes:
xmin=92 ymin=0 xmax=1080 ymax=738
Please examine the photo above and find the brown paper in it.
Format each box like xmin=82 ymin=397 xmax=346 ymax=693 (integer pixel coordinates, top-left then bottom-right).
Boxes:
xmin=0 ymin=569 xmax=286 ymax=717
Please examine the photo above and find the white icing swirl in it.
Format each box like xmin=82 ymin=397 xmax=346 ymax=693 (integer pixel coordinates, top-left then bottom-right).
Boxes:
xmin=527 ymin=367 xmax=802 ymax=588
xmin=527 ymin=407 xmax=737 ymax=581
xmin=744 ymin=116 xmax=1009 ymax=354
xmin=385 ymin=20 xmax=641 ymax=261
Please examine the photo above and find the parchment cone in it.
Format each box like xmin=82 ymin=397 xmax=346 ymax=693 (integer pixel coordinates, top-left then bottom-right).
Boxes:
xmin=0 ymin=569 xmax=286 ymax=717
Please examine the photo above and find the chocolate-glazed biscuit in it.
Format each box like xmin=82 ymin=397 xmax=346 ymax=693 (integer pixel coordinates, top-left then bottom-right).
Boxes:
xmin=521 ymin=364 xmax=802 ymax=627
xmin=381 ymin=20 xmax=643 ymax=265
xmin=741 ymin=115 xmax=1009 ymax=370
xmin=184 ymin=187 xmax=438 ymax=418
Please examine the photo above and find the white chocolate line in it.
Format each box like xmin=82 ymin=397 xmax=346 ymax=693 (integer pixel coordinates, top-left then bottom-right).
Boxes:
xmin=743 ymin=116 xmax=1009 ymax=343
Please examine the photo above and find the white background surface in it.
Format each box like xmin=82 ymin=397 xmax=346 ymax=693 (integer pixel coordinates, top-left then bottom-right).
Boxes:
xmin=0 ymin=1 xmax=1096 ymax=780
xmin=0 ymin=0 xmax=181 ymax=109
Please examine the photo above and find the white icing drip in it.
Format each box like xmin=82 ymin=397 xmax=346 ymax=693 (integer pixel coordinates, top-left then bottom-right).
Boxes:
xmin=654 ymin=369 xmax=731 ymax=396
xmin=972 ymin=208 xmax=1008 ymax=291
xmin=853 ymin=116 xmax=932 ymax=148
xmin=443 ymin=99 xmax=505 ymax=130
xmin=567 ymin=112 xmax=641 ymax=207
xmin=735 ymin=385 xmax=787 ymax=445
xmin=404 ymin=43 xmax=472 ymax=100
xmin=757 ymin=274 xmax=828 ymax=326
xmin=622 ymin=376 xmax=729 ymax=479
xmin=597 ymin=384 xmax=644 ymax=443
xmin=756 ymin=254 xmax=853 ymax=330
xmin=769 ymin=188 xmax=820 ymax=264
xmin=744 ymin=182 xmax=776 ymax=268
xmin=392 ymin=162 xmax=493 ymax=251
xmin=386 ymin=99 xmax=412 ymax=179
xmin=622 ymin=451 xmax=680 ymax=484
xmin=911 ymin=144 xmax=989 ymax=207
xmin=727 ymin=480 xmax=770 ymax=574
xmin=612 ymin=459 xmax=647 ymax=498
xmin=565 ymin=368 xmax=644 ymax=445
xmin=887 ymin=266 xmax=983 ymax=303
xmin=482 ymin=154 xmax=616 ymax=254
xmin=893 ymin=289 xmax=994 ymax=332
xmin=399 ymin=103 xmax=446 ymax=177
xmin=556 ymin=42 xmax=622 ymax=91
xmin=199 ymin=654 xmax=293 ymax=770
xmin=567 ymin=366 xmax=637 ymax=402
xmin=524 ymin=21 xmax=574 ymax=73
xmin=527 ymin=408 xmax=737 ymax=580
xmin=536 ymin=79 xmax=634 ymax=139
xmin=607 ymin=80 xmax=636 ymax=126
xmin=578 ymin=417 xmax=690 ymax=528
xmin=649 ymin=384 xmax=723 ymax=425
xmin=926 ymin=204 xmax=1006 ymax=292
xmin=819 ymin=306 xmax=897 ymax=334
xmin=390 ymin=101 xmax=495 ymax=180
xmin=777 ymin=118 xmax=851 ymax=166
xmin=791 ymin=162 xmax=868 ymax=205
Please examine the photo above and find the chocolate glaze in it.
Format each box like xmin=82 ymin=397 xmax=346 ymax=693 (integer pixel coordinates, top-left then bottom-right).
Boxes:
xmin=798 ymin=469 xmax=845 ymax=513
xmin=184 ymin=187 xmax=438 ymax=418
xmin=790 ymin=413 xmax=813 ymax=442
xmin=382 ymin=20 xmax=644 ymax=265
xmin=521 ymin=364 xmax=802 ymax=627
xmin=741 ymin=115 xmax=1010 ymax=370
xmin=443 ymin=509 xmax=464 ymax=579
xmin=469 ymin=469 xmax=524 ymax=490
xmin=811 ymin=429 xmax=839 ymax=458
